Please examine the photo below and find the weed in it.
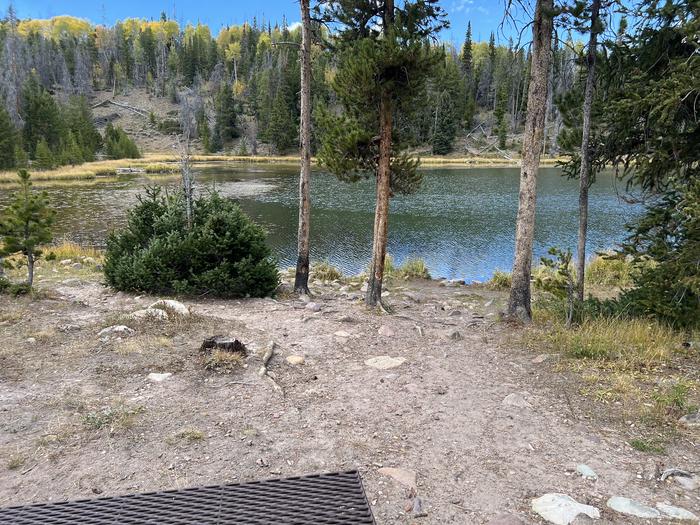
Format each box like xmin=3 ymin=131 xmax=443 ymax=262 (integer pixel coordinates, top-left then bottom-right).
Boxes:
xmin=7 ymin=454 xmax=25 ymax=470
xmin=396 ymin=258 xmax=431 ymax=280
xmin=487 ymin=270 xmax=511 ymax=290
xmin=629 ymin=438 xmax=666 ymax=454
xmin=311 ymin=261 xmax=343 ymax=282
xmin=203 ymin=349 xmax=244 ymax=372
xmin=175 ymin=428 xmax=205 ymax=442
xmin=82 ymin=404 xmax=144 ymax=432
xmin=585 ymin=253 xmax=635 ymax=288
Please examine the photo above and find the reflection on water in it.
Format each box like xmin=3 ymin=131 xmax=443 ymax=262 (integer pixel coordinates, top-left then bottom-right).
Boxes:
xmin=0 ymin=164 xmax=641 ymax=281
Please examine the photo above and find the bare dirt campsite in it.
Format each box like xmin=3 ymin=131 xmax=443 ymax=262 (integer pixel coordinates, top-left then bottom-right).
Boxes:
xmin=1 ymin=262 xmax=698 ymax=524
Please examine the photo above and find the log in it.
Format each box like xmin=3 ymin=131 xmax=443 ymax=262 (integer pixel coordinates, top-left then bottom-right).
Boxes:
xmin=92 ymin=98 xmax=149 ymax=117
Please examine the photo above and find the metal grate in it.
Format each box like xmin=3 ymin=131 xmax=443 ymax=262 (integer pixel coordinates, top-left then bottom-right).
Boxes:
xmin=0 ymin=470 xmax=375 ymax=525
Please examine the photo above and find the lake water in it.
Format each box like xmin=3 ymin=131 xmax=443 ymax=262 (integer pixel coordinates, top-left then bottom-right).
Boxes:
xmin=1 ymin=164 xmax=641 ymax=282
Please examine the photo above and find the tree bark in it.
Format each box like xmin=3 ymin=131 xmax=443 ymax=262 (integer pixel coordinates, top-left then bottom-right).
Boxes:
xmin=576 ymin=0 xmax=601 ymax=303
xmin=27 ymin=251 xmax=34 ymax=287
xmin=507 ymin=0 xmax=554 ymax=322
xmin=295 ymin=0 xmax=313 ymax=295
xmin=366 ymin=91 xmax=392 ymax=307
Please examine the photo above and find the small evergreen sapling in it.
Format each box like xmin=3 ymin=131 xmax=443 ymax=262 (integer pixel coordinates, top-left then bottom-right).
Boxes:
xmin=0 ymin=170 xmax=55 ymax=287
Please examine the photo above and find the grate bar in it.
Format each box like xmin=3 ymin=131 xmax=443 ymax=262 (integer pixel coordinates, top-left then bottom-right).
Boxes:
xmin=0 ymin=470 xmax=376 ymax=525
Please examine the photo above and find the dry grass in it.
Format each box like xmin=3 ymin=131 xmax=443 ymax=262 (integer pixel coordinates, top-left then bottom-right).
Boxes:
xmin=487 ymin=269 xmax=512 ymax=290
xmin=45 ymin=241 xmax=104 ymax=261
xmin=7 ymin=454 xmax=26 ymax=470
xmin=203 ymin=349 xmax=245 ymax=372
xmin=311 ymin=261 xmax=343 ymax=282
xmin=175 ymin=428 xmax=205 ymax=443
xmin=585 ymin=253 xmax=635 ymax=288
xmin=396 ymin=258 xmax=431 ymax=280
xmin=81 ymin=403 xmax=145 ymax=433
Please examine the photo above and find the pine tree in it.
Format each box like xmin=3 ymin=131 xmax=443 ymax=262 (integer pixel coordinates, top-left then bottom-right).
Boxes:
xmin=0 ymin=170 xmax=54 ymax=287
xmin=460 ymin=22 xmax=473 ymax=80
xmin=494 ymin=82 xmax=508 ymax=149
xmin=214 ymin=84 xmax=240 ymax=144
xmin=0 ymin=106 xmax=16 ymax=169
xmin=318 ymin=0 xmax=447 ymax=307
xmin=34 ymin=138 xmax=54 ymax=170
xmin=21 ymin=74 xmax=63 ymax=157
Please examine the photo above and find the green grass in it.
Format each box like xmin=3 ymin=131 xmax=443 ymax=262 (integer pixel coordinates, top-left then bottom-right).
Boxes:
xmin=487 ymin=270 xmax=511 ymax=290
xmin=629 ymin=438 xmax=666 ymax=454
xmin=396 ymin=258 xmax=431 ymax=280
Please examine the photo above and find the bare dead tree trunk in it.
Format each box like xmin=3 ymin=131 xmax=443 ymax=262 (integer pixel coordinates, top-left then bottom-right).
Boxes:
xmin=507 ymin=0 xmax=555 ymax=322
xmin=576 ymin=0 xmax=601 ymax=303
xmin=180 ymin=133 xmax=194 ymax=229
xmin=26 ymin=251 xmax=34 ymax=287
xmin=294 ymin=0 xmax=312 ymax=295
xmin=367 ymin=91 xmax=392 ymax=307
xmin=366 ymin=0 xmax=395 ymax=308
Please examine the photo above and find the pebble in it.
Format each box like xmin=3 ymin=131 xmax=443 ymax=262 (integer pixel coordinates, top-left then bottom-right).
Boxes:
xmin=71 ymin=262 xmax=83 ymax=270
xmin=656 ymin=503 xmax=698 ymax=521
xmin=364 ymin=356 xmax=406 ymax=370
xmin=305 ymin=302 xmax=321 ymax=312
xmin=334 ymin=330 xmax=351 ymax=338
xmin=147 ymin=372 xmax=172 ymax=382
xmin=25 ymin=337 xmax=36 ymax=344
xmin=98 ymin=325 xmax=135 ymax=340
xmin=532 ymin=354 xmax=549 ymax=364
xmin=606 ymin=496 xmax=660 ymax=519
xmin=378 ymin=325 xmax=395 ymax=337
xmin=502 ymin=393 xmax=532 ymax=409
xmin=532 ymin=493 xmax=600 ymax=525
xmin=59 ymin=259 xmax=72 ymax=265
xmin=675 ymin=475 xmax=699 ymax=490
xmin=286 ymin=355 xmax=305 ymax=365
xmin=678 ymin=411 xmax=700 ymax=428
xmin=446 ymin=329 xmax=463 ymax=341
xmin=576 ymin=464 xmax=598 ymax=480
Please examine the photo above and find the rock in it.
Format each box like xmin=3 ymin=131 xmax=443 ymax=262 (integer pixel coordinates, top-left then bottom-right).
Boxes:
xmin=532 ymin=354 xmax=549 ymax=364
xmin=130 ymin=308 xmax=169 ymax=321
xmin=656 ymin=503 xmax=698 ymax=521
xmin=502 ymin=393 xmax=532 ymax=409
xmin=678 ymin=411 xmax=700 ymax=428
xmin=675 ymin=475 xmax=699 ymax=490
xmin=286 ymin=355 xmax=305 ymax=365
xmin=200 ymin=337 xmax=247 ymax=356
xmin=606 ymin=497 xmax=660 ymax=519
xmin=334 ymin=330 xmax=351 ymax=338
xmin=659 ymin=467 xmax=692 ymax=481
xmin=365 ymin=356 xmax=406 ymax=370
xmin=148 ymin=372 xmax=172 ymax=382
xmin=403 ymin=292 xmax=423 ymax=303
xmin=448 ymin=309 xmax=462 ymax=317
xmin=485 ymin=516 xmax=527 ymax=525
xmin=58 ymin=324 xmax=81 ymax=332
xmin=98 ymin=325 xmax=135 ymax=340
xmin=150 ymin=299 xmax=190 ymax=316
xmin=25 ymin=337 xmax=36 ymax=344
xmin=305 ymin=302 xmax=321 ymax=312
xmin=378 ymin=325 xmax=395 ymax=337
xmin=412 ymin=496 xmax=425 ymax=516
xmin=337 ymin=315 xmax=356 ymax=323
xmin=377 ymin=467 xmax=416 ymax=489
xmin=532 ymin=494 xmax=600 ymax=525
xmin=59 ymin=259 xmax=72 ymax=265
xmin=360 ymin=282 xmax=368 ymax=293
xmin=446 ymin=329 xmax=463 ymax=341
xmin=71 ymin=262 xmax=83 ymax=270
xmin=576 ymin=464 xmax=598 ymax=480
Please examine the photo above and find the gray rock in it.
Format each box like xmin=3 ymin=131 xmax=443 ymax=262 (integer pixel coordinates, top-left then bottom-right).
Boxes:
xmin=336 ymin=315 xmax=356 ymax=323
xmin=532 ymin=493 xmax=600 ymax=525
xmin=98 ymin=325 xmax=135 ymax=340
xmin=147 ymin=372 xmax=172 ymax=382
xmin=150 ymin=299 xmax=190 ymax=316
xmin=576 ymin=464 xmax=598 ymax=480
xmin=360 ymin=283 xmax=368 ymax=293
xmin=378 ymin=325 xmax=395 ymax=337
xmin=305 ymin=302 xmax=321 ymax=312
xmin=502 ymin=393 xmax=532 ymax=409
xmin=656 ymin=503 xmax=698 ymax=521
xmin=675 ymin=475 xmax=699 ymax=490
xmin=286 ymin=355 xmax=305 ymax=365
xmin=532 ymin=354 xmax=549 ymax=364
xmin=71 ymin=262 xmax=83 ymax=270
xmin=25 ymin=337 xmax=36 ymax=344
xmin=448 ymin=309 xmax=462 ymax=317
xmin=377 ymin=467 xmax=416 ymax=489
xmin=678 ymin=411 xmax=700 ymax=428
xmin=606 ymin=497 xmax=660 ymax=519
xmin=365 ymin=356 xmax=406 ymax=370
xmin=446 ymin=329 xmax=463 ymax=341
xmin=334 ymin=330 xmax=352 ymax=338
xmin=59 ymin=259 xmax=72 ymax=265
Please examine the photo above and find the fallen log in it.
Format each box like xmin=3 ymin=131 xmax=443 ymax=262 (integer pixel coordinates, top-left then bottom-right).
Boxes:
xmin=92 ymin=98 xmax=149 ymax=117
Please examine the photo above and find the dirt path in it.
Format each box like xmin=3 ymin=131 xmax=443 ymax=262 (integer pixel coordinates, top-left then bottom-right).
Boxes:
xmin=0 ymin=276 xmax=698 ymax=524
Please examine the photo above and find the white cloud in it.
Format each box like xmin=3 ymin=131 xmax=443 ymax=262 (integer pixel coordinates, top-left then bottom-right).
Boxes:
xmin=288 ymin=21 xmax=302 ymax=31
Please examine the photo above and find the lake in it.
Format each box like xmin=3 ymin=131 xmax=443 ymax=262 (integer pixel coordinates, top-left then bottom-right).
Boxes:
xmin=1 ymin=164 xmax=641 ymax=282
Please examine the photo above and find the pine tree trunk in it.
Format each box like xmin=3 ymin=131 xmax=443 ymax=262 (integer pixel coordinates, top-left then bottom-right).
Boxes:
xmin=366 ymin=92 xmax=392 ymax=307
xmin=576 ymin=0 xmax=600 ymax=303
xmin=507 ymin=0 xmax=554 ymax=322
xmin=294 ymin=0 xmax=312 ymax=295
xmin=27 ymin=251 xmax=34 ymax=287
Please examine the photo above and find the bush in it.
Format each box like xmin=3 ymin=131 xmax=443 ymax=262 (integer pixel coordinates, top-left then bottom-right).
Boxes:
xmin=585 ymin=253 xmax=635 ymax=287
xmin=104 ymin=124 xmax=140 ymax=159
xmin=311 ymin=261 xmax=343 ymax=281
xmin=397 ymin=258 xmax=431 ymax=279
xmin=104 ymin=188 xmax=279 ymax=297
xmin=487 ymin=270 xmax=511 ymax=290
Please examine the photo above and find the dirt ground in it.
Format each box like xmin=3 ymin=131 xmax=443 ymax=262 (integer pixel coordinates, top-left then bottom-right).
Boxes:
xmin=1 ymin=269 xmax=698 ymax=524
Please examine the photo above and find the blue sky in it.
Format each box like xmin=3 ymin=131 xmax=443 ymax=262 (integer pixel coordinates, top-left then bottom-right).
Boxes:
xmin=7 ymin=0 xmax=521 ymax=46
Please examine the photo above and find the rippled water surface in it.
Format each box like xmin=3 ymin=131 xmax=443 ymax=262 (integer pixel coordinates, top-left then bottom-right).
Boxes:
xmin=0 ymin=164 xmax=641 ymax=281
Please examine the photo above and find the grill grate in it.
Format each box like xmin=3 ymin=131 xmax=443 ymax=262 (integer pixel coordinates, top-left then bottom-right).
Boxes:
xmin=0 ymin=470 xmax=375 ymax=525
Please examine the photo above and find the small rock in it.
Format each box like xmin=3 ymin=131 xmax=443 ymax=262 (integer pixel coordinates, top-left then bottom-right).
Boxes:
xmin=656 ymin=503 xmax=698 ymax=521
xmin=337 ymin=315 xmax=356 ymax=323
xmin=98 ymin=325 xmax=135 ymax=340
xmin=446 ymin=329 xmax=463 ymax=341
xmin=377 ymin=467 xmax=416 ymax=489
xmin=286 ymin=355 xmax=305 ymax=365
xmin=606 ymin=496 xmax=660 ymax=519
xmin=502 ymin=393 xmax=532 ymax=409
xmin=148 ymin=372 xmax=172 ymax=382
xmin=532 ymin=493 xmax=600 ymax=525
xmin=150 ymin=299 xmax=190 ymax=316
xmin=678 ymin=411 xmax=700 ymax=428
xmin=71 ymin=262 xmax=83 ymax=270
xmin=532 ymin=354 xmax=549 ymax=364
xmin=130 ymin=308 xmax=169 ymax=321
xmin=59 ymin=259 xmax=72 ymax=265
xmin=448 ymin=309 xmax=462 ymax=317
xmin=412 ymin=496 xmax=425 ymax=516
xmin=675 ymin=475 xmax=699 ymax=490
xmin=378 ymin=325 xmax=395 ymax=337
xmin=576 ymin=464 xmax=598 ymax=480
xmin=305 ymin=302 xmax=321 ymax=312
xmin=365 ymin=356 xmax=406 ymax=370
xmin=334 ymin=330 xmax=351 ymax=338
xmin=58 ymin=324 xmax=81 ymax=332
xmin=25 ymin=337 xmax=36 ymax=344
xmin=360 ymin=283 xmax=368 ymax=293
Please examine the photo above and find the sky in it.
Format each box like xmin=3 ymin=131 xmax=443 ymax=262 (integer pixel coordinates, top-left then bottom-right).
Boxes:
xmin=6 ymin=0 xmax=526 ymax=46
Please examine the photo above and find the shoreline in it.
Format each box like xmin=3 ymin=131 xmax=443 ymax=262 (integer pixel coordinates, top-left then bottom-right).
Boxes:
xmin=0 ymin=153 xmax=567 ymax=185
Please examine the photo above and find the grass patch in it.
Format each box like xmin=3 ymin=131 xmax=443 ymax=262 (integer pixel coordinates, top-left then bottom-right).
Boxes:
xmin=311 ymin=261 xmax=343 ymax=282
xmin=45 ymin=241 xmax=103 ymax=262
xmin=585 ymin=253 xmax=635 ymax=288
xmin=82 ymin=404 xmax=144 ymax=433
xmin=629 ymin=438 xmax=666 ymax=454
xmin=175 ymin=428 xmax=205 ymax=443
xmin=396 ymin=258 xmax=431 ymax=280
xmin=7 ymin=454 xmax=26 ymax=470
xmin=487 ymin=269 xmax=511 ymax=290
xmin=203 ymin=349 xmax=245 ymax=372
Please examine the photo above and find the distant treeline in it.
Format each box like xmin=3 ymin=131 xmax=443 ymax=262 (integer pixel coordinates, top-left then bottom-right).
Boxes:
xmin=0 ymin=10 xmax=583 ymax=156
